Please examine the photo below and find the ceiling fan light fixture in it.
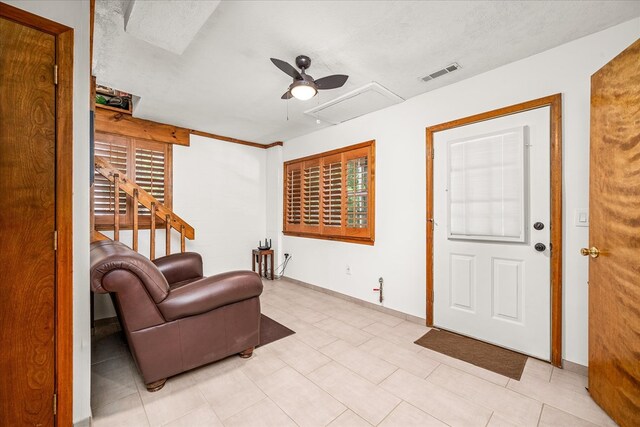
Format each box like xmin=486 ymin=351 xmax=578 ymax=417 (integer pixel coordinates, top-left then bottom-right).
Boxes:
xmin=290 ymin=80 xmax=317 ymax=100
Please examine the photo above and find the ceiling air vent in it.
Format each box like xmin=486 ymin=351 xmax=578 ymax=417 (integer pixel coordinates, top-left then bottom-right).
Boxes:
xmin=421 ymin=62 xmax=461 ymax=82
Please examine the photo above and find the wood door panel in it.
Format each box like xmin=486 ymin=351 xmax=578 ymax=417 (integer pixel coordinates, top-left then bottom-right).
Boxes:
xmin=589 ymin=38 xmax=640 ymax=427
xmin=0 ymin=17 xmax=56 ymax=426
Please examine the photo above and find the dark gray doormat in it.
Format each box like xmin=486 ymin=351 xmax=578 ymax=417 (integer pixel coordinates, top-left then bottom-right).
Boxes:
xmin=414 ymin=329 xmax=528 ymax=380
xmin=259 ymin=314 xmax=295 ymax=347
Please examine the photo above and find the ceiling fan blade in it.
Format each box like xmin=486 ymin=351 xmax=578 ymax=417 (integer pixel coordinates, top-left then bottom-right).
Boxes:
xmin=271 ymin=58 xmax=302 ymax=80
xmin=315 ymin=74 xmax=349 ymax=90
xmin=281 ymin=91 xmax=293 ymax=100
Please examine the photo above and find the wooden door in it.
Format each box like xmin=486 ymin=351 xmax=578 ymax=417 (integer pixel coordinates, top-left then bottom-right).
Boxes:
xmin=588 ymin=38 xmax=640 ymax=427
xmin=0 ymin=16 xmax=57 ymax=426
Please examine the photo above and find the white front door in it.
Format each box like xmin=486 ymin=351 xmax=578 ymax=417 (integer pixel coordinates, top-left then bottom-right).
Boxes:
xmin=433 ymin=107 xmax=551 ymax=360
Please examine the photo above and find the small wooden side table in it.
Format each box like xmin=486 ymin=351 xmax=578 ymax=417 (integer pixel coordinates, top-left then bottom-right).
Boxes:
xmin=252 ymin=249 xmax=274 ymax=280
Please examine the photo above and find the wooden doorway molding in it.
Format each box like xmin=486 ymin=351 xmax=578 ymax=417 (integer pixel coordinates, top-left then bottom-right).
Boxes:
xmin=0 ymin=3 xmax=74 ymax=424
xmin=426 ymin=94 xmax=563 ymax=367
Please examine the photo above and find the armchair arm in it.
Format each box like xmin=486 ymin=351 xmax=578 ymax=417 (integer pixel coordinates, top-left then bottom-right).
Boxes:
xmin=157 ymin=271 xmax=263 ymax=321
xmin=153 ymin=252 xmax=203 ymax=285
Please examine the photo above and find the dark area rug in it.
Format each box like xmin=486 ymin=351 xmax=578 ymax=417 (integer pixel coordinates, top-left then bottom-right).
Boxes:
xmin=414 ymin=329 xmax=528 ymax=380
xmin=258 ymin=314 xmax=295 ymax=347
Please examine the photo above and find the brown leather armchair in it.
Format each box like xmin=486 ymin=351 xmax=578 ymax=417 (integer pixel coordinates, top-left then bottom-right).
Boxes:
xmin=90 ymin=240 xmax=263 ymax=391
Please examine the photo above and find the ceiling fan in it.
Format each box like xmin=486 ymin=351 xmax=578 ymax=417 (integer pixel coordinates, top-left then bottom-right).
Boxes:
xmin=271 ymin=55 xmax=348 ymax=101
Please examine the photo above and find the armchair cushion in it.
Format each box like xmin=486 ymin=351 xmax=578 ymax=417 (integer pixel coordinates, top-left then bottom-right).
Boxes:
xmin=153 ymin=252 xmax=203 ymax=286
xmin=158 ymin=271 xmax=263 ymax=321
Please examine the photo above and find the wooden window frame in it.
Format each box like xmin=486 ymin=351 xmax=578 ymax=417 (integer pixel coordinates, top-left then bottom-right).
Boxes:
xmin=94 ymin=131 xmax=173 ymax=230
xmin=283 ymin=140 xmax=375 ymax=245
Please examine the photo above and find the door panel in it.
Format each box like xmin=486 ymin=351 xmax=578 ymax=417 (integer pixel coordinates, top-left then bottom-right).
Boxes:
xmin=0 ymin=17 xmax=56 ymax=426
xmin=433 ymin=107 xmax=551 ymax=359
xmin=588 ymin=38 xmax=640 ymax=427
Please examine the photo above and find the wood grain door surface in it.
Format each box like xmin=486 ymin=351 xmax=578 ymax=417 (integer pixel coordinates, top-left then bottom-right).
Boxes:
xmin=0 ymin=16 xmax=57 ymax=426
xmin=588 ymin=38 xmax=640 ymax=427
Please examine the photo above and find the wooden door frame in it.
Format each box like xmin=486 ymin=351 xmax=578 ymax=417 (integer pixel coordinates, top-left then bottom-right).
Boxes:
xmin=426 ymin=94 xmax=563 ymax=367
xmin=0 ymin=3 xmax=74 ymax=424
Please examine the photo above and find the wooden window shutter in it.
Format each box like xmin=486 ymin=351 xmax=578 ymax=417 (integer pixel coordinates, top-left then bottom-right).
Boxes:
xmin=283 ymin=140 xmax=374 ymax=244
xmin=321 ymin=154 xmax=342 ymax=232
xmin=94 ymin=134 xmax=128 ymax=225
xmin=344 ymin=146 xmax=372 ymax=239
xmin=134 ymin=140 xmax=170 ymax=217
xmin=302 ymin=159 xmax=321 ymax=232
xmin=285 ymin=162 xmax=302 ymax=232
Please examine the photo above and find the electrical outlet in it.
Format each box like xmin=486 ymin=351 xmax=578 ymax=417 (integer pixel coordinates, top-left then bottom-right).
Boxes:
xmin=284 ymin=253 xmax=290 ymax=259
xmin=346 ymin=265 xmax=351 ymax=275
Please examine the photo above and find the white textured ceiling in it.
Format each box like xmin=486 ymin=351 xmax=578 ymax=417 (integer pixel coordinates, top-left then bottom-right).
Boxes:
xmin=94 ymin=1 xmax=640 ymax=144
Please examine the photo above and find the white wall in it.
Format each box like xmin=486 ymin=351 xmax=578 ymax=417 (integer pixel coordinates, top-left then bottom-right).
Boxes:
xmin=94 ymin=134 xmax=270 ymax=318
xmin=275 ymin=18 xmax=640 ymax=366
xmin=5 ymin=0 xmax=92 ymax=422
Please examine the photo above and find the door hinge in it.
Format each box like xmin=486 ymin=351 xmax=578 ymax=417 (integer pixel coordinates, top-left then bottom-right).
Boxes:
xmin=53 ymin=230 xmax=58 ymax=251
xmin=53 ymin=393 xmax=57 ymax=415
xmin=53 ymin=65 xmax=58 ymax=85
xmin=431 ymin=148 xmax=434 ymax=159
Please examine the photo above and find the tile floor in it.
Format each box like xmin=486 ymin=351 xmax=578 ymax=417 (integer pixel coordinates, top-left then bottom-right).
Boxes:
xmin=91 ymin=278 xmax=615 ymax=427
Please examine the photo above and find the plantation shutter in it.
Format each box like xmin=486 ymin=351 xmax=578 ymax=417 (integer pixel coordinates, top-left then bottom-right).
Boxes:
xmin=322 ymin=154 xmax=342 ymax=230
xmin=283 ymin=141 xmax=374 ymax=244
xmin=94 ymin=135 xmax=128 ymax=225
xmin=285 ymin=162 xmax=302 ymax=232
xmin=302 ymin=160 xmax=321 ymax=231
xmin=135 ymin=141 xmax=168 ymax=217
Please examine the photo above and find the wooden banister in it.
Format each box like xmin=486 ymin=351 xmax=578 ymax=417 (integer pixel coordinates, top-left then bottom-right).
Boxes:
xmin=95 ymin=155 xmax=195 ymax=240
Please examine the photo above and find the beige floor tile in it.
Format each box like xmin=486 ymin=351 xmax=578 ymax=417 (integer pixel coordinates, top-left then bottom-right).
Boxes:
xmin=363 ymin=310 xmax=405 ymax=327
xmin=318 ymin=339 xmax=397 ymax=384
xmin=359 ymin=337 xmax=439 ymax=378
xmin=521 ymin=358 xmax=553 ymax=382
xmin=507 ymin=376 xmax=616 ymax=426
xmin=197 ymin=369 xmax=266 ymax=420
xmin=91 ymin=356 xmax=138 ymax=410
xmin=308 ymin=362 xmax=401 ymax=425
xmin=378 ymin=401 xmax=447 ymax=427
xmin=550 ymin=367 xmax=589 ymax=395
xmin=256 ymin=366 xmax=346 ymax=427
xmin=361 ymin=322 xmax=424 ymax=353
xmin=486 ymin=413 xmax=520 ymax=427
xmin=137 ymin=373 xmax=206 ymax=426
xmin=538 ymin=404 xmax=599 ymax=427
xmin=380 ymin=369 xmax=492 ymax=427
xmin=427 ymin=364 xmax=542 ymax=426
xmin=91 ymin=332 xmax=128 ymax=365
xmin=327 ymin=410 xmax=372 ymax=427
xmin=418 ymin=347 xmax=510 ymax=386
xmin=285 ymin=317 xmax=339 ymax=349
xmin=162 ymin=405 xmax=224 ymax=427
xmin=323 ymin=307 xmax=377 ymax=329
xmin=223 ymin=398 xmax=297 ymax=427
xmin=314 ymin=317 xmax=374 ymax=346
xmin=263 ymin=336 xmax=331 ymax=374
xmin=240 ymin=351 xmax=287 ymax=383
xmin=92 ymin=393 xmax=149 ymax=427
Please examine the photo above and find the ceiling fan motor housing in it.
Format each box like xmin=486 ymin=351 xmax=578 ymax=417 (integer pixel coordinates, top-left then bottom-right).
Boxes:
xmin=295 ymin=55 xmax=312 ymax=71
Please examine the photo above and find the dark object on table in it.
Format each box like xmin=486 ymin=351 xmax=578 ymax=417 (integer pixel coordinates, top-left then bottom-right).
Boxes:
xmin=90 ymin=240 xmax=263 ymax=392
xmin=258 ymin=238 xmax=271 ymax=250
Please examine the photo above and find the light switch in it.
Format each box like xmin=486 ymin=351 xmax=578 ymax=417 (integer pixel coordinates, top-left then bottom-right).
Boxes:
xmin=575 ymin=209 xmax=589 ymax=227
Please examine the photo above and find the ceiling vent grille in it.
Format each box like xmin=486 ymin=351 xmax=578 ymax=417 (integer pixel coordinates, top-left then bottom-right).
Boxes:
xmin=421 ymin=62 xmax=461 ymax=82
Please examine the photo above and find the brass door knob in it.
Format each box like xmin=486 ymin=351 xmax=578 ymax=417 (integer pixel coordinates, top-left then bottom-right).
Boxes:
xmin=580 ymin=247 xmax=600 ymax=258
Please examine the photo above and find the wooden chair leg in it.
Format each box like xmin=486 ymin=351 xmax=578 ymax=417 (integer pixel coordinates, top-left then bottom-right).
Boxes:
xmin=239 ymin=347 xmax=255 ymax=359
xmin=145 ymin=378 xmax=167 ymax=392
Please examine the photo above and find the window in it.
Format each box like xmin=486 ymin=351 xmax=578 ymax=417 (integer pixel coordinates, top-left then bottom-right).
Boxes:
xmin=93 ymin=132 xmax=173 ymax=229
xmin=284 ymin=140 xmax=375 ymax=244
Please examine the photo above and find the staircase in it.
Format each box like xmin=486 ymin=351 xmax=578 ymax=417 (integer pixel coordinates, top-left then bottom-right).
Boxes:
xmin=92 ymin=156 xmax=195 ymax=259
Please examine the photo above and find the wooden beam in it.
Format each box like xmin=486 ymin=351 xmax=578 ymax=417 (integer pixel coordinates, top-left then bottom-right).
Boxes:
xmin=189 ymin=129 xmax=265 ymax=149
xmin=265 ymin=141 xmax=284 ymax=148
xmin=95 ymin=107 xmax=190 ymax=146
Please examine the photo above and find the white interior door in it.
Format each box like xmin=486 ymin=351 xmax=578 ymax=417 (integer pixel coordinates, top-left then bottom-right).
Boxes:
xmin=433 ymin=107 xmax=551 ymax=360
